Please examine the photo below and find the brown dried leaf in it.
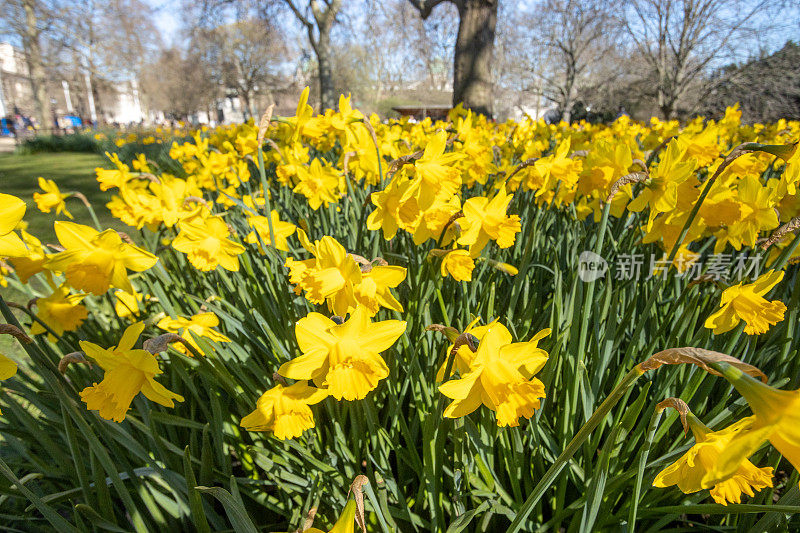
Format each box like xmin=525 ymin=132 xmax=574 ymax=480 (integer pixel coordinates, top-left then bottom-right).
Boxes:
xmin=143 ymin=333 xmax=184 ymax=354
xmin=349 ymin=475 xmax=369 ymax=532
xmin=656 ymin=397 xmax=691 ymax=434
xmin=58 ymin=352 xmax=91 ymax=374
xmin=257 ymin=104 xmax=275 ymax=146
xmin=640 ymin=347 xmax=767 ymax=382
xmin=299 ymin=507 xmax=317 ymax=532
xmin=0 ymin=324 xmax=33 ymax=344
xmin=605 ymin=171 xmax=648 ymax=204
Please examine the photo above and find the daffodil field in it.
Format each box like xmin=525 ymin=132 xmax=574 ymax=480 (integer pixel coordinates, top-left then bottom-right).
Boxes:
xmin=2 ymin=91 xmax=800 ymax=532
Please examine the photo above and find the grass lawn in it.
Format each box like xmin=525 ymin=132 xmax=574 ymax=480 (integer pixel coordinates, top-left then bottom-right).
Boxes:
xmin=0 ymin=151 xmax=124 ymax=243
xmin=1 ymin=152 xmax=124 ymax=360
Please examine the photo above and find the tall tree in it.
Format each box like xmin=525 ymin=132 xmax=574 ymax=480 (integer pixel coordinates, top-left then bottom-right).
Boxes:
xmin=197 ymin=18 xmax=287 ymax=118
xmin=21 ymin=0 xmax=53 ymax=131
xmin=624 ymin=0 xmax=777 ymax=119
xmin=0 ymin=0 xmax=55 ymax=131
xmin=141 ymin=48 xmax=218 ymax=121
xmin=532 ymin=0 xmax=621 ymax=123
xmin=408 ymin=0 xmax=498 ymax=117
xmin=282 ymin=0 xmax=342 ymax=110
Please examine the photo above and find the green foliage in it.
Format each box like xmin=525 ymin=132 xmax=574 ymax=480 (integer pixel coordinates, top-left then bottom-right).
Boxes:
xmin=17 ymin=133 xmax=100 ymax=155
xmin=1 ymin=140 xmax=800 ymax=532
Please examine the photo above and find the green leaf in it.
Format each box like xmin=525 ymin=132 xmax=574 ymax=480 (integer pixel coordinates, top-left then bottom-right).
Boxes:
xmin=195 ymin=484 xmax=258 ymax=533
xmin=445 ymin=500 xmax=491 ymax=533
xmin=0 ymin=456 xmax=77 ymax=532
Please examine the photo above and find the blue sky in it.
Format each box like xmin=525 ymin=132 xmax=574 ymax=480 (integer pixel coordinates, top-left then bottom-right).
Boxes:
xmin=146 ymin=0 xmax=182 ymax=46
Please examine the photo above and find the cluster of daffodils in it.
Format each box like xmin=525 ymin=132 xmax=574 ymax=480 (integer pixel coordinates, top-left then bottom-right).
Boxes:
xmin=1 ymin=87 xmax=799 ymax=475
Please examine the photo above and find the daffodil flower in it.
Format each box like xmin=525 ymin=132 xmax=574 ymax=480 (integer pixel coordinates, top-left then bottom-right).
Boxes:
xmin=156 ymin=311 xmax=231 ymax=356
xmin=245 ymin=210 xmax=296 ymax=252
xmin=458 ymin=186 xmax=521 ymax=256
xmin=0 ymin=352 xmax=18 ymax=415
xmin=279 ymin=306 xmax=406 ymax=401
xmin=29 ymin=284 xmax=89 ymax=340
xmin=33 ymin=177 xmax=73 ymax=219
xmin=240 ymin=381 xmax=328 ymax=440
xmin=80 ymin=322 xmax=184 ymax=422
xmin=0 ymin=193 xmax=28 ymax=257
xmin=439 ymin=321 xmax=550 ymax=427
xmin=707 ymin=365 xmax=800 ymax=489
xmin=653 ymin=414 xmax=773 ymax=505
xmin=45 ymin=221 xmax=158 ymax=295
xmin=704 ymin=270 xmax=786 ymax=335
xmin=171 ymin=215 xmax=245 ymax=272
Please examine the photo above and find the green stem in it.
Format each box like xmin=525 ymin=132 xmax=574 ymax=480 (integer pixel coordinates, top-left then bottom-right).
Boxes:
xmin=628 ymin=408 xmax=663 ymax=530
xmin=256 ymin=146 xmax=277 ymax=250
xmin=507 ymin=366 xmax=645 ymax=532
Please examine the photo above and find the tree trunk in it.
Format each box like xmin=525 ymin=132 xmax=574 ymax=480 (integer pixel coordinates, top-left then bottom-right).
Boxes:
xmin=561 ymin=63 xmax=576 ymax=123
xmin=452 ymin=0 xmax=497 ymax=118
xmin=315 ymin=34 xmax=335 ymax=111
xmin=22 ymin=0 xmax=53 ymax=132
xmin=657 ymin=86 xmax=676 ymax=119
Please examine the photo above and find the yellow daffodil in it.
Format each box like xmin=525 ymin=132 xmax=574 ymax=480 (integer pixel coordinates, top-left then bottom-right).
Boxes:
xmin=306 ymin=499 xmax=357 ymax=533
xmin=245 ymin=210 xmax=296 ymax=252
xmin=0 ymin=352 xmax=18 ymax=414
xmin=704 ymin=270 xmax=786 ymax=335
xmin=278 ymin=306 xmax=406 ymax=401
xmin=45 ymin=222 xmax=157 ymax=295
xmin=80 ymin=322 xmax=183 ymax=422
xmin=286 ymin=232 xmax=362 ymax=314
xmin=653 ymin=414 xmax=773 ymax=505
xmin=412 ymin=130 xmax=464 ymax=209
xmin=29 ymin=285 xmax=89 ymax=340
xmin=458 ymin=186 xmax=521 ymax=256
xmin=439 ymin=321 xmax=550 ymax=427
xmin=172 ymin=215 xmax=245 ymax=272
xmin=293 ymin=158 xmax=343 ymax=210
xmin=156 ymin=311 xmax=231 ymax=356
xmin=33 ymin=177 xmax=72 ymax=219
xmin=628 ymin=140 xmax=697 ymax=216
xmin=9 ymin=230 xmax=47 ymax=283
xmin=440 ymin=249 xmax=475 ymax=281
xmin=366 ymin=175 xmax=420 ymax=240
xmin=114 ymin=290 xmax=143 ymax=320
xmin=353 ymin=264 xmax=406 ymax=314
xmin=95 ymin=152 xmax=131 ymax=191
xmin=704 ymin=366 xmax=800 ymax=490
xmin=0 ymin=193 xmax=28 ymax=257
xmin=240 ymin=381 xmax=328 ymax=440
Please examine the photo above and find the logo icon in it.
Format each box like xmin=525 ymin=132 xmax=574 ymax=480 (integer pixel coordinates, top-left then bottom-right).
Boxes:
xmin=578 ymin=251 xmax=607 ymax=282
